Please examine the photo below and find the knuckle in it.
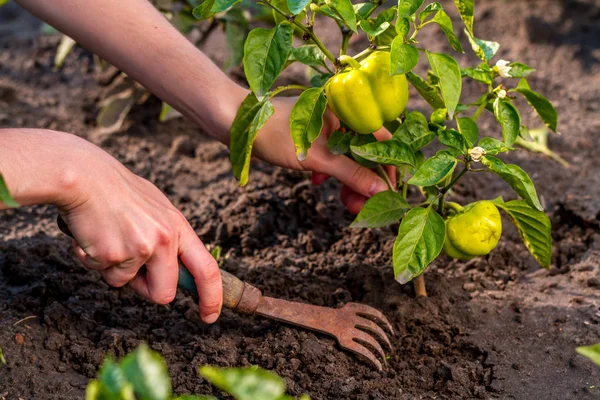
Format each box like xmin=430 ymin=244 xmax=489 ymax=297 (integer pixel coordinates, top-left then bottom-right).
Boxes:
xmin=197 ymin=259 xmax=221 ymax=283
xmin=96 ymin=250 xmax=126 ymax=267
xmin=350 ymin=165 xmax=368 ymax=186
xmin=155 ymin=224 xmax=175 ymax=247
xmin=134 ymin=240 xmax=153 ymax=259
xmin=200 ymin=299 xmax=222 ymax=312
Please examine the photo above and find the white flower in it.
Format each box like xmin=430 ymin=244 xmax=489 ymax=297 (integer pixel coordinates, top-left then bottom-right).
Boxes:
xmin=468 ymin=146 xmax=487 ymax=162
xmin=495 ymin=59 xmax=512 ymax=78
xmin=497 ymin=89 xmax=507 ymax=99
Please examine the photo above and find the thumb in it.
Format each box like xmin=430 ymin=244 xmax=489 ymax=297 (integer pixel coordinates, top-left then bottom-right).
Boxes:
xmin=323 ymin=156 xmax=389 ymax=198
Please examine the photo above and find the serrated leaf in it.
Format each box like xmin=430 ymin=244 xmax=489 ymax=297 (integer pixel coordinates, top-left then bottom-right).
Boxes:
xmin=515 ymin=79 xmax=558 ymax=132
xmin=351 ymin=191 xmax=410 ymax=228
xmin=482 ymin=155 xmax=542 ymax=211
xmin=398 ymin=0 xmax=424 ymax=18
xmin=351 ymin=140 xmax=416 ymax=167
xmin=390 ymin=39 xmax=419 ymax=75
xmin=393 ymin=111 xmax=435 ymax=150
xmin=291 ymin=45 xmax=328 ymax=69
xmin=478 ymin=137 xmax=511 ymax=155
xmin=456 ymin=117 xmax=478 ymax=147
xmin=328 ymin=0 xmax=357 ymax=33
xmin=393 ymin=206 xmax=445 ymax=283
xmin=432 ymin=10 xmax=463 ymax=53
xmin=452 ymin=0 xmax=474 ymax=33
xmin=507 ymin=62 xmax=535 ymax=78
xmin=493 ymin=98 xmax=521 ymax=147
xmin=426 ymin=52 xmax=462 ymax=119
xmin=200 ymin=366 xmax=286 ymax=400
xmin=229 ymin=93 xmax=275 ymax=186
xmin=492 ymin=198 xmax=552 ymax=268
xmin=119 ymin=344 xmax=171 ymax=400
xmin=465 ymin=29 xmax=499 ymax=62
xmin=290 ymin=88 xmax=327 ymax=161
xmin=406 ymin=72 xmax=445 ymax=110
xmin=287 ymin=0 xmax=310 ymax=14
xmin=576 ymin=344 xmax=600 ymax=366
xmin=243 ymin=23 xmax=293 ymax=99
xmin=408 ymin=152 xmax=457 ymax=186
xmin=0 ymin=174 xmax=18 ymax=208
xmin=327 ymin=130 xmax=353 ymax=155
xmin=438 ymin=129 xmax=467 ymax=153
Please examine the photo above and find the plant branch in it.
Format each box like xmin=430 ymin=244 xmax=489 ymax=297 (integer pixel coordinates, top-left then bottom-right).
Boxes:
xmin=514 ymin=137 xmax=570 ymax=168
xmin=414 ymin=274 xmax=427 ymax=297
xmin=269 ymin=84 xmax=309 ymax=98
xmin=376 ymin=165 xmax=394 ymax=191
xmin=352 ymin=45 xmax=390 ymax=61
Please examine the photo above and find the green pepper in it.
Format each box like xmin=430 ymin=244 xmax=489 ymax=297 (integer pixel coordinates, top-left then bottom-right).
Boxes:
xmin=443 ymin=201 xmax=502 ymax=260
xmin=325 ymin=51 xmax=409 ymax=134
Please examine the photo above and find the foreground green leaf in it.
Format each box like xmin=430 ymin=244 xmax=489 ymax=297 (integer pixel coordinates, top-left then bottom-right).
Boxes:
xmin=576 ymin=344 xmax=600 ymax=366
xmin=243 ymin=23 xmax=294 ymax=99
xmin=515 ymin=79 xmax=558 ymax=132
xmin=408 ymin=152 xmax=457 ymax=186
xmin=350 ymin=140 xmax=416 ymax=167
xmin=287 ymin=0 xmax=310 ymax=14
xmin=327 ymin=130 xmax=352 ymax=155
xmin=0 ymin=174 xmax=18 ymax=208
xmin=328 ymin=0 xmax=358 ymax=33
xmin=351 ymin=191 xmax=410 ymax=228
xmin=230 ymin=93 xmax=275 ymax=185
xmin=452 ymin=0 xmax=474 ymax=33
xmin=438 ymin=129 xmax=468 ymax=153
xmin=492 ymin=198 xmax=552 ymax=268
xmin=482 ymin=155 xmax=543 ymax=211
xmin=200 ymin=366 xmax=285 ymax=400
xmin=493 ymin=99 xmax=521 ymax=147
xmin=290 ymin=88 xmax=327 ymax=160
xmin=507 ymin=62 xmax=535 ymax=78
xmin=432 ymin=10 xmax=463 ymax=53
xmin=393 ymin=111 xmax=436 ymax=150
xmin=426 ymin=52 xmax=462 ymax=119
xmin=291 ymin=45 xmax=328 ymax=69
xmin=398 ymin=0 xmax=424 ymax=18
xmin=478 ymin=137 xmax=511 ymax=155
xmin=406 ymin=72 xmax=445 ymax=110
xmin=393 ymin=206 xmax=445 ymax=283
xmin=119 ymin=344 xmax=171 ymax=400
xmin=465 ymin=29 xmax=499 ymax=61
xmin=98 ymin=359 xmax=134 ymax=399
xmin=390 ymin=39 xmax=419 ymax=75
xmin=456 ymin=117 xmax=478 ymax=147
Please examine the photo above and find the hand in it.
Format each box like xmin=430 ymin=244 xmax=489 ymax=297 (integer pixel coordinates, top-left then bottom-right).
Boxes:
xmin=54 ymin=135 xmax=222 ymax=324
xmin=252 ymin=97 xmax=396 ymax=214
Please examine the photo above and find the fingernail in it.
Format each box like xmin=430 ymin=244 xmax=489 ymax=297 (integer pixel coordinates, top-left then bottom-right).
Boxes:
xmin=204 ymin=313 xmax=219 ymax=324
xmin=369 ymin=179 xmax=388 ymax=196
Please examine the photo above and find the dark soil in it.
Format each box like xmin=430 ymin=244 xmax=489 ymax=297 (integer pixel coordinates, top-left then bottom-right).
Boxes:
xmin=2 ymin=0 xmax=600 ymax=399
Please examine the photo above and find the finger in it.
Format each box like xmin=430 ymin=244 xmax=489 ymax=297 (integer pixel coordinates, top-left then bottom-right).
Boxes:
xmin=385 ymin=165 xmax=397 ymax=187
xmin=311 ymin=172 xmax=330 ymax=186
xmin=128 ymin=245 xmax=179 ymax=305
xmin=322 ymin=155 xmax=388 ymax=198
xmin=178 ymin=225 xmax=222 ymax=324
xmin=340 ymin=185 xmax=367 ymax=215
xmin=373 ymin=126 xmax=393 ymax=141
xmin=100 ymin=265 xmax=139 ymax=288
xmin=72 ymin=241 xmax=109 ymax=271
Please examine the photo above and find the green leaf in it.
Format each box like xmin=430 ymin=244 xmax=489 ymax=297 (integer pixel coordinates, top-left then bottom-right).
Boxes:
xmin=395 ymin=17 xmax=411 ymax=38
xmin=418 ymin=2 xmax=442 ymax=22
xmin=461 ymin=67 xmax=493 ymax=85
xmin=211 ymin=0 xmax=242 ymax=13
xmin=426 ymin=52 xmax=462 ymax=119
xmin=452 ymin=0 xmax=474 ymax=33
xmin=393 ymin=206 xmax=445 ymax=283
xmin=432 ymin=10 xmax=463 ymax=53
xmin=390 ymin=40 xmax=419 ymax=75
xmin=478 ymin=137 xmax=511 ymax=155
xmin=98 ymin=358 xmax=135 ymax=399
xmin=327 ymin=130 xmax=353 ymax=155
xmin=408 ymin=152 xmax=457 ymax=186
xmin=406 ymin=72 xmax=445 ymax=110
xmin=576 ymin=344 xmax=600 ymax=367
xmin=398 ymin=0 xmax=424 ymax=18
xmin=481 ymin=155 xmax=543 ymax=211
xmin=492 ymin=198 xmax=552 ymax=268
xmin=200 ymin=366 xmax=286 ymax=400
xmin=243 ymin=23 xmax=293 ymax=99
xmin=493 ymin=98 xmax=521 ymax=147
xmin=192 ymin=0 xmax=216 ymax=20
xmin=328 ymin=0 xmax=358 ymax=33
xmin=119 ymin=344 xmax=171 ymax=400
xmin=223 ymin=8 xmax=249 ymax=72
xmin=373 ymin=25 xmax=398 ymax=46
xmin=350 ymin=134 xmax=378 ymax=168
xmin=465 ymin=29 xmax=499 ymax=62
xmin=0 ymin=174 xmax=18 ymax=208
xmin=290 ymin=88 xmax=327 ymax=161
xmin=350 ymin=140 xmax=416 ymax=167
xmin=351 ymin=191 xmax=410 ymax=228
xmin=393 ymin=111 xmax=435 ymax=150
xmin=159 ymin=102 xmax=182 ymax=122
xmin=54 ymin=35 xmax=76 ymax=69
xmin=359 ymin=19 xmax=391 ymax=37
xmin=514 ymin=79 xmax=558 ymax=132
xmin=456 ymin=117 xmax=478 ymax=147
xmin=438 ymin=129 xmax=467 ymax=153
xmin=287 ymin=0 xmax=310 ymax=14
xmin=507 ymin=62 xmax=535 ymax=78
xmin=230 ymin=93 xmax=275 ymax=186
xmin=310 ymin=73 xmax=332 ymax=88
xmin=291 ymin=45 xmax=328 ymax=69
xmin=354 ymin=2 xmax=377 ymax=20
xmin=0 ymin=346 xmax=5 ymax=364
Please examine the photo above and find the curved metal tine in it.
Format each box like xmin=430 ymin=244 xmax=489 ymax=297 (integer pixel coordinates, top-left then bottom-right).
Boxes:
xmin=338 ymin=338 xmax=383 ymax=371
xmin=355 ymin=316 xmax=392 ymax=350
xmin=345 ymin=303 xmax=394 ymax=335
xmin=351 ymin=329 xmax=386 ymax=364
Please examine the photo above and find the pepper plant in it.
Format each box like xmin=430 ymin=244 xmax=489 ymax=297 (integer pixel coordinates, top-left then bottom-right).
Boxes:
xmin=200 ymin=0 xmax=558 ymax=290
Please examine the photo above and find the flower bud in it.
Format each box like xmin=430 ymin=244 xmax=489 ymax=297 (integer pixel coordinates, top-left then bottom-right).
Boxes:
xmin=468 ymin=146 xmax=487 ymax=162
xmin=494 ymin=59 xmax=512 ymax=78
xmin=497 ymin=89 xmax=507 ymax=99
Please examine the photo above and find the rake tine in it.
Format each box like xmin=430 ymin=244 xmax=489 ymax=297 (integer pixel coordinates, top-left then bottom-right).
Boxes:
xmin=339 ymin=338 xmax=383 ymax=371
xmin=348 ymin=304 xmax=394 ymax=336
xmin=351 ymin=329 xmax=386 ymax=364
xmin=355 ymin=316 xmax=392 ymax=350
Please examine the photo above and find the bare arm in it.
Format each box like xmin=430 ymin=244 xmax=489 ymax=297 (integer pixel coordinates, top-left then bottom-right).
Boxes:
xmin=15 ymin=0 xmax=247 ymax=144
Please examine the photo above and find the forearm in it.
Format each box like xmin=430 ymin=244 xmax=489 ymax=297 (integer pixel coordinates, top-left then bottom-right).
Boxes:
xmin=15 ymin=0 xmax=247 ymax=144
xmin=0 ymin=129 xmax=89 ymax=209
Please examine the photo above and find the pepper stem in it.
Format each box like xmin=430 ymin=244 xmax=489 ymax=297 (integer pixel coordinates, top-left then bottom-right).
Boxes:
xmin=445 ymin=202 xmax=464 ymax=214
xmin=337 ymin=55 xmax=361 ymax=69
xmin=414 ymin=274 xmax=427 ymax=297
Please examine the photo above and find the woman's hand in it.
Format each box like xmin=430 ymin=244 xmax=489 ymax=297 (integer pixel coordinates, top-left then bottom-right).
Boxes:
xmin=0 ymin=129 xmax=222 ymax=324
xmin=253 ymin=97 xmax=396 ymax=214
